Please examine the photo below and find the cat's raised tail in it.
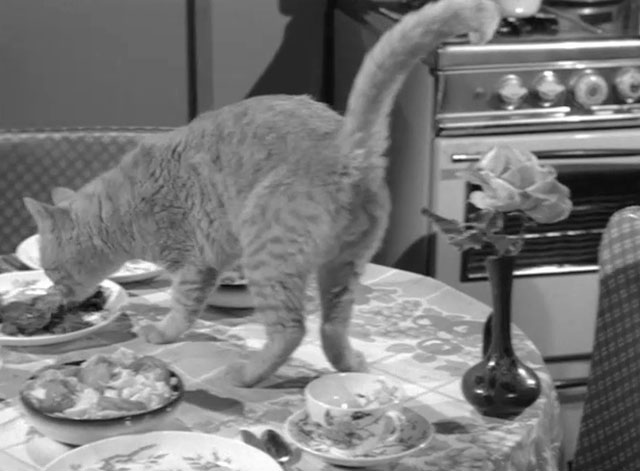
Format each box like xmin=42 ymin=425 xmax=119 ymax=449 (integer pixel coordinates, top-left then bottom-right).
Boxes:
xmin=338 ymin=0 xmax=500 ymax=165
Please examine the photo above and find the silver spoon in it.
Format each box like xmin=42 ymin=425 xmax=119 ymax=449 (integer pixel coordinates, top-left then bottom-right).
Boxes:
xmin=240 ymin=429 xmax=267 ymax=453
xmin=261 ymin=428 xmax=293 ymax=470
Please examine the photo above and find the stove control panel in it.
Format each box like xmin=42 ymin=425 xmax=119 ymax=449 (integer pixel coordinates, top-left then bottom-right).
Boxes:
xmin=533 ymin=71 xmax=565 ymax=107
xmin=571 ymin=71 xmax=609 ymax=108
xmin=437 ymin=58 xmax=640 ymax=133
xmin=436 ymin=40 xmax=640 ymax=133
xmin=439 ymin=64 xmax=640 ymax=113
xmin=497 ymin=74 xmax=528 ymax=109
xmin=614 ymin=67 xmax=640 ymax=103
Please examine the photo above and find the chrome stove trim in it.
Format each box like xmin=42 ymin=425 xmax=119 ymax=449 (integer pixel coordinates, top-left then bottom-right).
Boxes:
xmin=438 ymin=39 xmax=640 ymax=69
xmin=451 ymin=148 xmax=640 ymax=162
xmin=438 ymin=57 xmax=640 ymax=73
xmin=437 ymin=112 xmax=640 ymax=135
xmin=466 ymin=263 xmax=599 ymax=280
xmin=440 ymin=107 xmax=572 ymax=119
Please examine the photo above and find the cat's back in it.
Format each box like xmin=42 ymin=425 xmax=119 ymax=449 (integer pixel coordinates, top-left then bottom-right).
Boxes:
xmin=194 ymin=94 xmax=341 ymax=136
xmin=187 ymin=95 xmax=343 ymax=167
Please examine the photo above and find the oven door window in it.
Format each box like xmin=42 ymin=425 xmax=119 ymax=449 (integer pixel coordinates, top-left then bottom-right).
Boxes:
xmin=461 ymin=166 xmax=640 ymax=280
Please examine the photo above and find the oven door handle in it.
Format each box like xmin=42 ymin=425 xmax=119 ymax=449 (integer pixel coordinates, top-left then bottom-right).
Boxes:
xmin=451 ymin=149 xmax=640 ymax=162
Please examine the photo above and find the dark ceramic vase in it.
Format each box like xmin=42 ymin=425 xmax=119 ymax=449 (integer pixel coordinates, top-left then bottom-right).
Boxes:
xmin=461 ymin=255 xmax=541 ymax=419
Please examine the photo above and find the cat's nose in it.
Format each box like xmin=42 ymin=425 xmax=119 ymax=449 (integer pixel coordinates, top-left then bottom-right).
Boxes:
xmin=48 ymin=282 xmax=94 ymax=303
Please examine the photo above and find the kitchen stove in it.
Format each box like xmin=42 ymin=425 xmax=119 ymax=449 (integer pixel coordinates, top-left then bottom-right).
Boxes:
xmin=376 ymin=0 xmax=640 ymax=134
xmin=334 ymin=2 xmax=640 ymax=463
xmin=437 ymin=39 xmax=640 ymax=134
xmin=496 ymin=14 xmax=561 ymax=37
xmin=377 ymin=0 xmax=635 ymax=39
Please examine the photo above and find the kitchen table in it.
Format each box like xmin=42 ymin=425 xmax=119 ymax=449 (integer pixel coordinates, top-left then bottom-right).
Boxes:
xmin=0 ymin=262 xmax=562 ymax=471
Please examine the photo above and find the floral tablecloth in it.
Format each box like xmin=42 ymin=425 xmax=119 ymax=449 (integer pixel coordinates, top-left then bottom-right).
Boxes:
xmin=0 ymin=262 xmax=562 ymax=471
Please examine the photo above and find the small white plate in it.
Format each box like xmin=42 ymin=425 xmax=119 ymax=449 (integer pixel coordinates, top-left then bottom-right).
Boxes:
xmin=43 ymin=431 xmax=281 ymax=471
xmin=218 ymin=265 xmax=247 ymax=287
xmin=15 ymin=234 xmax=164 ymax=284
xmin=207 ymin=286 xmax=254 ymax=309
xmin=284 ymin=407 xmax=433 ymax=468
xmin=0 ymin=270 xmax=128 ymax=347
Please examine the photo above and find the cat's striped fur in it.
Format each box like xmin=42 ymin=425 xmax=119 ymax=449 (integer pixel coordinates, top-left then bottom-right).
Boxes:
xmin=24 ymin=0 xmax=499 ymax=386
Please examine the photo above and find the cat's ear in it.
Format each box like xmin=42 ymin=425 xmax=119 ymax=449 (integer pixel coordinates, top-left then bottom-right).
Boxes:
xmin=51 ymin=187 xmax=76 ymax=206
xmin=23 ymin=197 xmax=71 ymax=230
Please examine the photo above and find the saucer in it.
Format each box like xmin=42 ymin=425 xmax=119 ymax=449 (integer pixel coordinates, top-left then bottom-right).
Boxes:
xmin=284 ymin=407 xmax=433 ymax=467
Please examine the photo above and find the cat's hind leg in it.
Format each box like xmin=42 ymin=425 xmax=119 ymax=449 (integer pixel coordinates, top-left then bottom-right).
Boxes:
xmin=135 ymin=264 xmax=218 ymax=344
xmin=317 ymin=259 xmax=368 ymax=373
xmin=318 ymin=188 xmax=390 ymax=373
xmin=223 ymin=267 xmax=310 ymax=387
xmin=222 ymin=188 xmax=327 ymax=387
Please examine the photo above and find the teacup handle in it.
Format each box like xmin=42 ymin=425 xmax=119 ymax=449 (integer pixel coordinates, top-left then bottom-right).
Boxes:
xmin=381 ymin=409 xmax=405 ymax=445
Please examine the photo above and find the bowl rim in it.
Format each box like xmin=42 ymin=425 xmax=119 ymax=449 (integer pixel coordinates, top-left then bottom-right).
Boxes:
xmin=304 ymin=372 xmax=405 ymax=412
xmin=19 ymin=359 xmax=184 ymax=424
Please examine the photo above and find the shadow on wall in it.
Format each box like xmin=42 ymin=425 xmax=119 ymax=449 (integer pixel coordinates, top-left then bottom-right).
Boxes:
xmin=246 ymin=0 xmax=328 ymax=102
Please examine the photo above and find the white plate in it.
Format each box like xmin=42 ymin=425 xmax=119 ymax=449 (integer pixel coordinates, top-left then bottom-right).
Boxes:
xmin=284 ymin=407 xmax=433 ymax=468
xmin=207 ymin=286 xmax=254 ymax=309
xmin=43 ymin=431 xmax=281 ymax=471
xmin=218 ymin=266 xmax=247 ymax=287
xmin=15 ymin=235 xmax=164 ymax=284
xmin=0 ymin=270 xmax=128 ymax=347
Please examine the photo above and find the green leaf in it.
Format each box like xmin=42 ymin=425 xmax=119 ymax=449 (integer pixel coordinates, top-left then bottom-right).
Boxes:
xmin=421 ymin=207 xmax=465 ymax=236
xmin=422 ymin=208 xmax=488 ymax=252
xmin=486 ymin=233 xmax=525 ymax=256
xmin=448 ymin=230 xmax=486 ymax=251
xmin=486 ymin=234 xmax=512 ymax=256
xmin=473 ymin=210 xmax=503 ymax=234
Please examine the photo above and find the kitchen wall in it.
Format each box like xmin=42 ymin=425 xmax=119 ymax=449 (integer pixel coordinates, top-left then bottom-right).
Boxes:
xmin=194 ymin=0 xmax=328 ymax=113
xmin=0 ymin=0 xmax=190 ymax=129
xmin=0 ymin=0 xmax=328 ymax=129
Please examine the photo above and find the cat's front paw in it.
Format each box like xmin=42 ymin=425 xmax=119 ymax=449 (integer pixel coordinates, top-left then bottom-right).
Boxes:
xmin=134 ymin=322 xmax=177 ymax=344
xmin=336 ymin=349 xmax=369 ymax=373
xmin=221 ymin=361 xmax=264 ymax=388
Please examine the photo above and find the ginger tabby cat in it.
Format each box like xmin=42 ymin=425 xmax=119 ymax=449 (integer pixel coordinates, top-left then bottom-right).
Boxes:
xmin=24 ymin=0 xmax=500 ymax=386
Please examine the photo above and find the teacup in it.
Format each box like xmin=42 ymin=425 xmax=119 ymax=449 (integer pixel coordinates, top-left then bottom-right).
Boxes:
xmin=304 ymin=373 xmax=406 ymax=453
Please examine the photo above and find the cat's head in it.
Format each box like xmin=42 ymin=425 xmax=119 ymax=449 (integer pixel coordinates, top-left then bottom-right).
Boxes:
xmin=23 ymin=187 xmax=114 ymax=301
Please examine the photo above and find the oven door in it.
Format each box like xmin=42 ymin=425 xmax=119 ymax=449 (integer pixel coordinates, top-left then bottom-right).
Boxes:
xmin=432 ymin=129 xmax=640 ymax=361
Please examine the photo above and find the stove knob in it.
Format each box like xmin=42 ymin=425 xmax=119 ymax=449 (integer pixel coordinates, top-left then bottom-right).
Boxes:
xmin=533 ymin=71 xmax=566 ymax=107
xmin=615 ymin=67 xmax=640 ymax=103
xmin=497 ymin=74 xmax=528 ymax=110
xmin=572 ymin=71 xmax=609 ymax=108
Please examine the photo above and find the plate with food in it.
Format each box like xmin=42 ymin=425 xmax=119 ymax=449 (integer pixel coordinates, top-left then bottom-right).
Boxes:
xmin=206 ymin=264 xmax=253 ymax=309
xmin=42 ymin=431 xmax=281 ymax=471
xmin=19 ymin=349 xmax=185 ymax=445
xmin=218 ymin=264 xmax=247 ymax=287
xmin=0 ymin=270 xmax=128 ymax=347
xmin=15 ymin=234 xmax=164 ymax=283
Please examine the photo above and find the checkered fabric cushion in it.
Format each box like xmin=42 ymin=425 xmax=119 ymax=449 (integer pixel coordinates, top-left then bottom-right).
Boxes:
xmin=573 ymin=206 xmax=640 ymax=471
xmin=0 ymin=128 xmax=169 ymax=254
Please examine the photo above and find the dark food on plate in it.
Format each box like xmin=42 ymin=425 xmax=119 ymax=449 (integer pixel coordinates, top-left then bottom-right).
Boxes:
xmin=21 ymin=349 xmax=181 ymax=419
xmin=0 ymin=289 xmax=107 ymax=336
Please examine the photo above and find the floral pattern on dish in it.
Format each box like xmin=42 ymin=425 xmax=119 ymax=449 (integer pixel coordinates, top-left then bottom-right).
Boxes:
xmin=285 ymin=408 xmax=433 ymax=467
xmin=68 ymin=446 xmax=235 ymax=471
xmin=44 ymin=431 xmax=281 ymax=471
